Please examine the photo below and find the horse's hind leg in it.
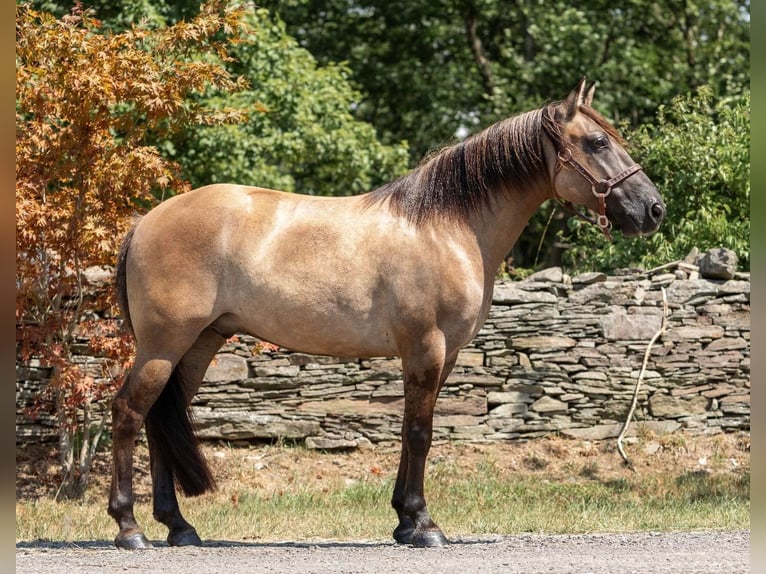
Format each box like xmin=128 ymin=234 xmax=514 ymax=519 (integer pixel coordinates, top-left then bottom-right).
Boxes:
xmin=148 ymin=327 xmax=225 ymax=546
xmin=108 ymin=352 xmax=177 ymax=549
xmin=391 ymin=336 xmax=457 ymax=547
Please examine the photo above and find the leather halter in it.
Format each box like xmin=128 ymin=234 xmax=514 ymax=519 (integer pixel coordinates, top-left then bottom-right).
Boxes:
xmin=541 ymin=109 xmax=644 ymax=241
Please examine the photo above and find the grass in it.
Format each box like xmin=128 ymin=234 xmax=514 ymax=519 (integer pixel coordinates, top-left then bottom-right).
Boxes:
xmin=16 ymin=434 xmax=750 ymax=543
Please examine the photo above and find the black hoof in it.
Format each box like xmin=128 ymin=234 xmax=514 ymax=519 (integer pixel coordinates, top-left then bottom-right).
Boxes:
xmin=115 ymin=530 xmax=153 ymax=550
xmin=410 ymin=528 xmax=449 ymax=548
xmin=393 ymin=524 xmax=415 ymax=545
xmin=168 ymin=528 xmax=203 ymax=547
xmin=393 ymin=516 xmax=416 ymax=544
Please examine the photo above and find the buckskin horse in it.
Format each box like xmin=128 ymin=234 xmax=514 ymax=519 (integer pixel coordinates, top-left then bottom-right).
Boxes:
xmin=109 ymin=78 xmax=665 ymax=549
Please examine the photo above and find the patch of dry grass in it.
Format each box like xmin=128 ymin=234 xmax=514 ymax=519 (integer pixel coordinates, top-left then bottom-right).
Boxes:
xmin=16 ymin=431 xmax=750 ymax=543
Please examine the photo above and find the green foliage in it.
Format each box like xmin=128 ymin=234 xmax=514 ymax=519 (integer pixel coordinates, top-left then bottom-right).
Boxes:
xmin=166 ymin=9 xmax=410 ymax=195
xmin=265 ymin=0 xmax=749 ymax=267
xmin=563 ymin=87 xmax=750 ymax=273
xmin=267 ymin=0 xmax=749 ymax=160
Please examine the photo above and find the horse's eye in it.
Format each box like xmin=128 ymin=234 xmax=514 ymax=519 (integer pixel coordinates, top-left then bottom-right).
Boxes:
xmin=589 ymin=134 xmax=609 ymax=151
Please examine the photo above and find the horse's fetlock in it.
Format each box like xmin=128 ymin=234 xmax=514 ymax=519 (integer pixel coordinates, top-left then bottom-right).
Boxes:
xmin=403 ymin=494 xmax=427 ymax=518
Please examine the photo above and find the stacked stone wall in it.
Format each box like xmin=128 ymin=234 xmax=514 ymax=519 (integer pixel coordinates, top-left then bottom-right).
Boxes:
xmin=16 ymin=260 xmax=750 ymax=448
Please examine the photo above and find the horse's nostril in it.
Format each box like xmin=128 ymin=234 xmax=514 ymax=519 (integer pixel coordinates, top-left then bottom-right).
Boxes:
xmin=650 ymin=202 xmax=665 ymax=222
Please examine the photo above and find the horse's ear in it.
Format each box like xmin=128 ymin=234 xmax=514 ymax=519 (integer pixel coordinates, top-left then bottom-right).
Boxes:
xmin=584 ymin=81 xmax=596 ymax=107
xmin=561 ymin=76 xmax=588 ymax=120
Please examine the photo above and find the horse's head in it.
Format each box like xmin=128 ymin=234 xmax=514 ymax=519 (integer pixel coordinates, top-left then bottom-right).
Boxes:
xmin=542 ymin=78 xmax=665 ymax=239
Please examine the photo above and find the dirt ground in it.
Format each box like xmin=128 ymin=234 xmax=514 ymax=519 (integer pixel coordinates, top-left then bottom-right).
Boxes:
xmin=16 ymin=430 xmax=751 ymax=502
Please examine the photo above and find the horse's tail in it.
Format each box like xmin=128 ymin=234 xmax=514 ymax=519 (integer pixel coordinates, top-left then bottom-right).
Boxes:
xmin=144 ymin=363 xmax=216 ymax=496
xmin=115 ymin=221 xmax=138 ymax=335
xmin=116 ymin=218 xmax=215 ymax=496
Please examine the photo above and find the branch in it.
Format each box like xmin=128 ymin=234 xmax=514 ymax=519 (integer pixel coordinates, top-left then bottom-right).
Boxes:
xmin=617 ymin=287 xmax=669 ymax=470
xmin=461 ymin=3 xmax=494 ymax=96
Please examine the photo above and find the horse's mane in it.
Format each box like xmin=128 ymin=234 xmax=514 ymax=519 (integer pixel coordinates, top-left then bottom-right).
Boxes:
xmin=365 ymin=107 xmax=548 ymax=224
xmin=366 ymin=102 xmax=624 ymax=225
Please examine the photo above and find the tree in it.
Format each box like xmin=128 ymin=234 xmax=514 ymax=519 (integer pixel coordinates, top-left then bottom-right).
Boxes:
xmin=15 ymin=1 xmax=248 ymax=498
xmin=263 ymin=0 xmax=749 ymax=268
xmin=165 ymin=8 xmax=410 ymax=195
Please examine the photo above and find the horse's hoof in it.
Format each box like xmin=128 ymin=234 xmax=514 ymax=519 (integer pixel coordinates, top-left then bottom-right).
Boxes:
xmin=410 ymin=528 xmax=449 ymax=548
xmin=393 ymin=525 xmax=415 ymax=545
xmin=115 ymin=530 xmax=153 ymax=550
xmin=168 ymin=528 xmax=203 ymax=547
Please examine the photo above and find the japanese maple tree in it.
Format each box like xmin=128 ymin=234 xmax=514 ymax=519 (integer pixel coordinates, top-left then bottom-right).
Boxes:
xmin=16 ymin=1 xmax=248 ymax=498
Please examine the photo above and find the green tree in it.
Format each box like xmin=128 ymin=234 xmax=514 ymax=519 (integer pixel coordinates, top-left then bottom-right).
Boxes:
xmin=267 ymin=0 xmax=749 ymax=158
xmin=166 ymin=8 xmax=409 ymax=195
xmin=263 ymin=0 xmax=749 ymax=268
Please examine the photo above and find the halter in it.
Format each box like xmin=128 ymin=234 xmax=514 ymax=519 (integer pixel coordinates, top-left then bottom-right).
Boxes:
xmin=541 ymin=108 xmax=644 ymax=241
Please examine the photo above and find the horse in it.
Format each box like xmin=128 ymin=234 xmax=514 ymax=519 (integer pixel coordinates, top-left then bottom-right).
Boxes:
xmin=108 ymin=78 xmax=665 ymax=549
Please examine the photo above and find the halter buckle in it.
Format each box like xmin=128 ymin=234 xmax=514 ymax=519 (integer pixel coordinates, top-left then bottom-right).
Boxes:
xmin=592 ymin=181 xmax=612 ymax=198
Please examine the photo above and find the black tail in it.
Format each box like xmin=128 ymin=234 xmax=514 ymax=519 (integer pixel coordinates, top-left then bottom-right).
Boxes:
xmin=144 ymin=363 xmax=216 ymax=496
xmin=115 ymin=221 xmax=138 ymax=335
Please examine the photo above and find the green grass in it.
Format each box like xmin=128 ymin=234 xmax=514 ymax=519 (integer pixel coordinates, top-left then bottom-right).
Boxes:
xmin=16 ymin=457 xmax=749 ymax=543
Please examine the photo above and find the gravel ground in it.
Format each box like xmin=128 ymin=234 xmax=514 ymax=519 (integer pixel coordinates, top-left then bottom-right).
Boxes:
xmin=16 ymin=530 xmax=749 ymax=574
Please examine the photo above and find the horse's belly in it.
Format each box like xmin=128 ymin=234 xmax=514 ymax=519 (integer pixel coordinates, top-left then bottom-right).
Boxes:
xmin=233 ymin=295 xmax=399 ymax=358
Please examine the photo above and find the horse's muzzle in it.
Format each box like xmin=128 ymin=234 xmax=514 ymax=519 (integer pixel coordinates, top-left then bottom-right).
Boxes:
xmin=609 ymin=194 xmax=665 ymax=237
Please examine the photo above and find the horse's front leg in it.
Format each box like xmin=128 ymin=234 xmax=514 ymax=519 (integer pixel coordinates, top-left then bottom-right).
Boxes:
xmin=392 ymin=347 xmax=457 ymax=547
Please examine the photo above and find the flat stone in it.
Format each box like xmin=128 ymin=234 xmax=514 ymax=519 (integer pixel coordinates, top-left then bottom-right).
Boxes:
xmin=706 ymin=337 xmax=748 ymax=351
xmin=434 ymin=395 xmax=487 ymax=416
xmin=526 ymin=267 xmax=563 ymax=283
xmin=493 ymin=283 xmax=557 ymax=304
xmin=204 ymin=353 xmax=249 ymax=383
xmin=601 ymin=313 xmax=663 ymax=341
xmin=254 ymin=365 xmax=300 ymax=377
xmin=511 ymin=335 xmax=577 ymax=350
xmin=571 ymin=371 xmax=608 ymax=381
xmin=298 ymin=398 xmax=402 ymax=416
xmin=191 ymin=410 xmax=320 ymax=440
xmin=648 ymin=394 xmax=710 ymax=418
xmin=489 ymin=403 xmax=528 ymax=417
xmin=560 ymin=420 xmax=681 ymax=440
xmin=664 ymin=325 xmax=725 ymax=341
xmin=571 ymin=272 xmax=607 ymax=285
xmin=433 ymin=415 xmax=484 ymax=427
xmin=81 ymin=265 xmax=113 ymax=286
xmin=487 ymin=391 xmax=532 ymax=405
xmin=530 ymin=396 xmax=568 ymax=413
xmin=719 ymin=280 xmax=750 ymax=295
xmin=665 ymin=279 xmax=720 ymax=306
xmin=305 ymin=436 xmax=357 ymax=450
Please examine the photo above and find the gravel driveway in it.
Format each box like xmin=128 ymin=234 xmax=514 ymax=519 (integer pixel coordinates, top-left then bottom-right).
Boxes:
xmin=16 ymin=530 xmax=749 ymax=574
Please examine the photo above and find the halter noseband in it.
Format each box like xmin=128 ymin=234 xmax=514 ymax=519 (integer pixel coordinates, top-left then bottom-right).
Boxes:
xmin=542 ymin=108 xmax=644 ymax=241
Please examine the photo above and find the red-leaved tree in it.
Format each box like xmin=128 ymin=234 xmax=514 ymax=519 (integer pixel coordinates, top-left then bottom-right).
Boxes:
xmin=16 ymin=1 xmax=249 ymax=498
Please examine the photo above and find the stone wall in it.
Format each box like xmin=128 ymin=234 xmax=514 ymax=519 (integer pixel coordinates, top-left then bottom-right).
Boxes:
xmin=16 ymin=254 xmax=750 ymax=449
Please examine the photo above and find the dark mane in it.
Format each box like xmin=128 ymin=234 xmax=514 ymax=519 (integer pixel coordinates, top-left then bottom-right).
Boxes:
xmin=365 ymin=107 xmax=549 ymax=224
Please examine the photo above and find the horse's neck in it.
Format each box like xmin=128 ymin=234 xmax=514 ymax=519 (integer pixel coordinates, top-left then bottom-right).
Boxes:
xmin=469 ymin=184 xmax=550 ymax=279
